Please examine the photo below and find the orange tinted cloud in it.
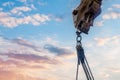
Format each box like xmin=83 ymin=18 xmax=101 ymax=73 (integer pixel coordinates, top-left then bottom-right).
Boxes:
xmin=0 ymin=70 xmax=45 ymax=80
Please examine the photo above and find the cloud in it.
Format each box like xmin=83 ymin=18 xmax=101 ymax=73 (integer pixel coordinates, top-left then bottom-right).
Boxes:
xmin=94 ymin=37 xmax=110 ymax=46
xmin=44 ymin=44 xmax=73 ymax=56
xmin=38 ymin=1 xmax=47 ymax=6
xmin=2 ymin=2 xmax=14 ymax=7
xmin=0 ymin=36 xmax=61 ymax=65
xmin=0 ymin=53 xmax=60 ymax=72
xmin=55 ymin=17 xmax=63 ymax=22
xmin=94 ymin=35 xmax=120 ymax=46
xmin=53 ymin=15 xmax=64 ymax=22
xmin=113 ymin=4 xmax=120 ymax=9
xmin=0 ymin=36 xmax=57 ymax=57
xmin=0 ymin=35 xmax=119 ymax=80
xmin=0 ymin=36 xmax=63 ymax=80
xmin=0 ymin=53 xmax=58 ymax=64
xmin=84 ymin=35 xmax=120 ymax=80
xmin=0 ymin=70 xmax=45 ymax=80
xmin=94 ymin=21 xmax=104 ymax=27
xmin=49 ymin=14 xmax=65 ymax=22
xmin=102 ymin=3 xmax=120 ymax=20
xmin=11 ymin=6 xmax=32 ymax=14
xmin=17 ymin=0 xmax=27 ymax=3
xmin=0 ymin=8 xmax=3 ymax=11
xmin=102 ymin=12 xmax=120 ymax=20
xmin=30 ymin=4 xmax=37 ymax=10
xmin=42 ymin=37 xmax=59 ymax=45
xmin=12 ymin=38 xmax=41 ymax=52
xmin=0 ymin=2 xmax=50 ymax=28
xmin=0 ymin=36 xmax=75 ymax=80
xmin=0 ymin=11 xmax=50 ymax=28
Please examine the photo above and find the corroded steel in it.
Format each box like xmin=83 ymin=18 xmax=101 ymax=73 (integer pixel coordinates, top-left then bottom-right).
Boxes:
xmin=73 ymin=0 xmax=102 ymax=34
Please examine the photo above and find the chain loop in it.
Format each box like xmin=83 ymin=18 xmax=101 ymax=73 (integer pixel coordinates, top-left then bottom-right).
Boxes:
xmin=76 ymin=31 xmax=82 ymax=45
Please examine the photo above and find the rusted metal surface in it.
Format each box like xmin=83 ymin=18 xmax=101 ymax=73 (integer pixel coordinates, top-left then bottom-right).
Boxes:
xmin=73 ymin=0 xmax=102 ymax=34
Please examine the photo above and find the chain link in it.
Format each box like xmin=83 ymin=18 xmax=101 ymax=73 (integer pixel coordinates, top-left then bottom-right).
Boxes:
xmin=76 ymin=31 xmax=82 ymax=46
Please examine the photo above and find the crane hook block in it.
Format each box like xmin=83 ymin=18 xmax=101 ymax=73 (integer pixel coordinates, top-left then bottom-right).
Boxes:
xmin=72 ymin=0 xmax=102 ymax=34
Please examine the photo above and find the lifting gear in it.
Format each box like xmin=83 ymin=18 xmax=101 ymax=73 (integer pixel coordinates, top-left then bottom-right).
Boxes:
xmin=72 ymin=0 xmax=102 ymax=34
xmin=76 ymin=31 xmax=94 ymax=80
xmin=73 ymin=0 xmax=103 ymax=80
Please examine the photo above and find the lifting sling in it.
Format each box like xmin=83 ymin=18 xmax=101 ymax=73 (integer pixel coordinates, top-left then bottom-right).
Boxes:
xmin=76 ymin=31 xmax=94 ymax=80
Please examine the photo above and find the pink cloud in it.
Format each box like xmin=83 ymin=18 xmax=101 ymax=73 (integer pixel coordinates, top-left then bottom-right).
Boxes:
xmin=0 ymin=70 xmax=45 ymax=80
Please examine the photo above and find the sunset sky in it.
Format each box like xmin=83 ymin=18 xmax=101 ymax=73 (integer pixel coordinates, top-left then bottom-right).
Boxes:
xmin=0 ymin=0 xmax=120 ymax=80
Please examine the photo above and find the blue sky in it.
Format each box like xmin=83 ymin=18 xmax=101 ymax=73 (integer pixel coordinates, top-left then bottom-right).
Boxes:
xmin=0 ymin=0 xmax=120 ymax=80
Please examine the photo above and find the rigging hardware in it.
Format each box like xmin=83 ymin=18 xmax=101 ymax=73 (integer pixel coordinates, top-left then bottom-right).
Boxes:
xmin=76 ymin=31 xmax=94 ymax=80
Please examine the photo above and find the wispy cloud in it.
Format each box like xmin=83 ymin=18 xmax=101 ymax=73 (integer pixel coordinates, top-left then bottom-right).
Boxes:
xmin=0 ymin=36 xmax=73 ymax=66
xmin=54 ymin=16 xmax=64 ymax=22
xmin=94 ymin=21 xmax=104 ymax=27
xmin=50 ymin=14 xmax=64 ymax=22
xmin=44 ymin=44 xmax=74 ymax=57
xmin=30 ymin=4 xmax=37 ymax=10
xmin=2 ymin=2 xmax=14 ymax=7
xmin=94 ymin=37 xmax=110 ymax=46
xmin=0 ymin=36 xmax=63 ymax=80
xmin=11 ymin=6 xmax=32 ymax=14
xmin=84 ymin=35 xmax=120 ymax=80
xmin=54 ymin=17 xmax=63 ymax=22
xmin=0 ymin=70 xmax=45 ymax=80
xmin=0 ymin=11 xmax=50 ymax=28
xmin=94 ymin=35 xmax=120 ymax=46
xmin=0 ymin=53 xmax=58 ymax=64
xmin=17 ymin=0 xmax=27 ymax=3
xmin=113 ymin=4 xmax=120 ymax=9
xmin=0 ymin=0 xmax=50 ymax=28
xmin=102 ymin=4 xmax=120 ymax=20
xmin=38 ymin=1 xmax=47 ymax=6
xmin=102 ymin=11 xmax=120 ymax=20
xmin=0 ymin=35 xmax=76 ymax=80
xmin=12 ymin=38 xmax=41 ymax=52
xmin=0 ymin=8 xmax=3 ymax=11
